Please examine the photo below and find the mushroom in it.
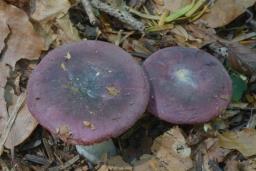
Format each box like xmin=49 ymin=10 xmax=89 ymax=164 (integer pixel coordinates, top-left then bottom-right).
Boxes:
xmin=143 ymin=47 xmax=232 ymax=124
xmin=27 ymin=40 xmax=149 ymax=163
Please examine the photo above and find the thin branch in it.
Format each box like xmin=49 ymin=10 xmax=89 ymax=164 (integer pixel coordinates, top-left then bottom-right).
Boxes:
xmin=81 ymin=0 xmax=98 ymax=25
xmin=127 ymin=6 xmax=160 ymax=20
xmin=91 ymin=0 xmax=145 ymax=32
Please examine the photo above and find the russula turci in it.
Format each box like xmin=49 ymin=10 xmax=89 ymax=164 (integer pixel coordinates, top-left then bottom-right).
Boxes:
xmin=143 ymin=47 xmax=232 ymax=124
xmin=27 ymin=40 xmax=149 ymax=163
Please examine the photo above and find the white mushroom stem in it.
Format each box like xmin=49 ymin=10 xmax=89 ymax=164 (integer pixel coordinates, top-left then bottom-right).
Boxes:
xmin=76 ymin=139 xmax=117 ymax=164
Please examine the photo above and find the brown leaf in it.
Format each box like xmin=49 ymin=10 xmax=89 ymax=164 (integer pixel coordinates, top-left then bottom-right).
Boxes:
xmin=54 ymin=14 xmax=81 ymax=44
xmin=218 ymin=128 xmax=256 ymax=157
xmin=0 ymin=82 xmax=38 ymax=149
xmin=204 ymin=138 xmax=230 ymax=163
xmin=225 ymin=42 xmax=256 ymax=77
xmin=184 ymin=24 xmax=216 ymax=48
xmin=133 ymin=154 xmax=162 ymax=171
xmin=4 ymin=0 xmax=30 ymax=10
xmin=152 ymin=0 xmax=191 ymax=14
xmin=224 ymin=160 xmax=240 ymax=171
xmin=0 ymin=21 xmax=10 ymax=127
xmin=0 ymin=88 xmax=7 ymax=135
xmin=0 ymin=65 xmax=10 ymax=136
xmin=0 ymin=19 xmax=10 ymax=53
xmin=151 ymin=127 xmax=193 ymax=171
xmin=30 ymin=0 xmax=70 ymax=22
xmin=5 ymin=104 xmax=38 ymax=149
xmin=240 ymin=158 xmax=256 ymax=171
xmin=31 ymin=0 xmax=80 ymax=48
xmin=0 ymin=1 xmax=43 ymax=148
xmin=3 ymin=85 xmax=37 ymax=148
xmin=0 ymin=1 xmax=44 ymax=68
xmin=200 ymin=0 xmax=256 ymax=28
xmin=98 ymin=156 xmax=132 ymax=171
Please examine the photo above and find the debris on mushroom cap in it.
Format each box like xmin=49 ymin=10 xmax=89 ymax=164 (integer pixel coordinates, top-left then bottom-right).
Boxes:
xmin=27 ymin=40 xmax=149 ymax=145
xmin=83 ymin=121 xmax=95 ymax=130
xmin=56 ymin=124 xmax=72 ymax=142
xmin=64 ymin=51 xmax=71 ymax=60
xmin=143 ymin=47 xmax=232 ymax=124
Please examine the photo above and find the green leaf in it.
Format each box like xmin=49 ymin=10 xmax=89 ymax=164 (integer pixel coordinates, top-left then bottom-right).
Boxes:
xmin=231 ymin=73 xmax=247 ymax=102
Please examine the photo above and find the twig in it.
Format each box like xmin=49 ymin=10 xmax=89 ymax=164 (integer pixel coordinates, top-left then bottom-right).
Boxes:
xmin=0 ymin=93 xmax=26 ymax=156
xmin=42 ymin=138 xmax=54 ymax=161
xmin=24 ymin=154 xmax=50 ymax=165
xmin=127 ymin=6 xmax=160 ymax=20
xmin=81 ymin=0 xmax=98 ymax=25
xmin=49 ymin=155 xmax=80 ymax=170
xmin=231 ymin=32 xmax=256 ymax=42
xmin=59 ymin=155 xmax=80 ymax=170
xmin=91 ymin=0 xmax=145 ymax=32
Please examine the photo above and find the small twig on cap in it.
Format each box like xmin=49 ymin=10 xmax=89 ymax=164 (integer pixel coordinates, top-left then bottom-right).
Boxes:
xmin=81 ymin=0 xmax=98 ymax=25
xmin=0 ymin=92 xmax=26 ymax=156
xmin=91 ymin=0 xmax=145 ymax=32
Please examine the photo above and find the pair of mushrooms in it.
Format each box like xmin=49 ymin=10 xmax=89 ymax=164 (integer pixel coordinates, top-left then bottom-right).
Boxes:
xmin=27 ymin=41 xmax=231 ymax=161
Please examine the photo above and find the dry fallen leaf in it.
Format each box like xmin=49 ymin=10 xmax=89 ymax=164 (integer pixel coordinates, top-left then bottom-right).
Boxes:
xmin=218 ymin=128 xmax=256 ymax=157
xmin=0 ymin=92 xmax=26 ymax=155
xmin=170 ymin=25 xmax=204 ymax=48
xmin=133 ymin=154 xmax=162 ymax=171
xmin=98 ymin=156 xmax=133 ymax=171
xmin=31 ymin=0 xmax=80 ymax=48
xmin=200 ymin=0 xmax=256 ymax=28
xmin=151 ymin=127 xmax=193 ymax=171
xmin=4 ymin=0 xmax=30 ymax=10
xmin=225 ymin=42 xmax=256 ymax=77
xmin=152 ymin=0 xmax=191 ymax=14
xmin=224 ymin=160 xmax=240 ymax=171
xmin=30 ymin=0 xmax=71 ymax=21
xmin=204 ymin=138 xmax=230 ymax=163
xmin=0 ymin=0 xmax=44 ymax=68
xmin=0 ymin=1 xmax=43 ymax=148
xmin=0 ymin=65 xmax=9 ymax=133
xmin=54 ymin=13 xmax=81 ymax=44
xmin=240 ymin=158 xmax=256 ymax=171
xmin=0 ymin=19 xmax=10 ymax=53
xmin=4 ymin=91 xmax=38 ymax=149
xmin=184 ymin=24 xmax=216 ymax=48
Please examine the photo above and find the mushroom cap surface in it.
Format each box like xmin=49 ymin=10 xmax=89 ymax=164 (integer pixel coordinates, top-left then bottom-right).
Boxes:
xmin=143 ymin=47 xmax=232 ymax=124
xmin=27 ymin=40 xmax=149 ymax=144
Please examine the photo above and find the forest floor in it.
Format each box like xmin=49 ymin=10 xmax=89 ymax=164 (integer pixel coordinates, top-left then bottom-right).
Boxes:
xmin=1 ymin=0 xmax=256 ymax=170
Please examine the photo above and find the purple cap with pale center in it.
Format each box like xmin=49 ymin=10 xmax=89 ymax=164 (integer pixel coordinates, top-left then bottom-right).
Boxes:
xmin=143 ymin=47 xmax=232 ymax=124
xmin=27 ymin=40 xmax=149 ymax=145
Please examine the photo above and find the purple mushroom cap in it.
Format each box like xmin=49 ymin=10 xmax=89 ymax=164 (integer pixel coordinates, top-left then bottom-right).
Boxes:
xmin=143 ymin=47 xmax=232 ymax=124
xmin=27 ymin=40 xmax=149 ymax=145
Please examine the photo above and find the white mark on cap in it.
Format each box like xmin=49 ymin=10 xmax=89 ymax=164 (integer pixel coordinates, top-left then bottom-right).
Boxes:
xmin=174 ymin=69 xmax=197 ymax=88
